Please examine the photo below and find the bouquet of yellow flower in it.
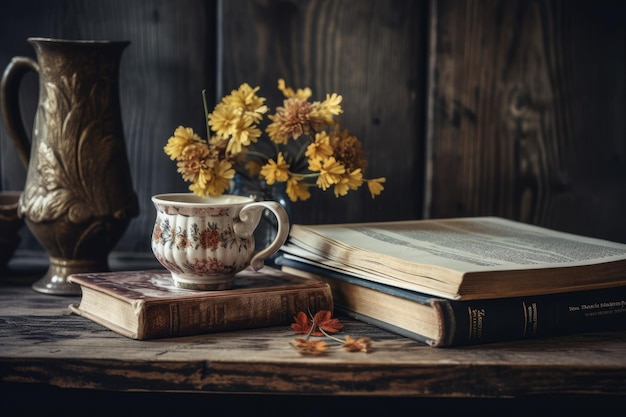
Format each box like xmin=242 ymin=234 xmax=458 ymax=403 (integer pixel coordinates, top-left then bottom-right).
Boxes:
xmin=164 ymin=79 xmax=386 ymax=202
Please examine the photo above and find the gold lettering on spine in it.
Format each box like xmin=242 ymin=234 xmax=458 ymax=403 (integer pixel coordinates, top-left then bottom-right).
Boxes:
xmin=467 ymin=307 xmax=485 ymax=340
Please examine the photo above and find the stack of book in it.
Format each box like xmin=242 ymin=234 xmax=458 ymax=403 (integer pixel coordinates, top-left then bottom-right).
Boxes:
xmin=69 ymin=266 xmax=333 ymax=340
xmin=276 ymin=216 xmax=626 ymax=347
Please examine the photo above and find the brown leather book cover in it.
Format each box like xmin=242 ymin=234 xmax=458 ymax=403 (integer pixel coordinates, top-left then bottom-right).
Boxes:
xmin=69 ymin=267 xmax=333 ymax=340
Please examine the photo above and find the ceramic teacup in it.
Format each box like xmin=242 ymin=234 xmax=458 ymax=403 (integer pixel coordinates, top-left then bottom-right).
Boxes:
xmin=151 ymin=193 xmax=289 ymax=290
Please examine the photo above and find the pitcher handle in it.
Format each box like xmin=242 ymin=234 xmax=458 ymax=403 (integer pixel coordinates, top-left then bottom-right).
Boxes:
xmin=0 ymin=56 xmax=39 ymax=168
xmin=236 ymin=201 xmax=290 ymax=271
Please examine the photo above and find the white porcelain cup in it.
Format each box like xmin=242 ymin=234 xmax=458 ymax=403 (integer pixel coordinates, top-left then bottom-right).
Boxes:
xmin=151 ymin=193 xmax=289 ymax=290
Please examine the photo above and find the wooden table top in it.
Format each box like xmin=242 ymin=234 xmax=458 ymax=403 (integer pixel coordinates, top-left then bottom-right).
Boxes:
xmin=2 ymin=260 xmax=626 ymax=401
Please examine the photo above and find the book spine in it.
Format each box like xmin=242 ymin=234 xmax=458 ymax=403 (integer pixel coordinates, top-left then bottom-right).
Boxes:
xmin=275 ymin=256 xmax=626 ymax=347
xmin=438 ymin=290 xmax=626 ymax=347
xmin=138 ymin=287 xmax=333 ymax=340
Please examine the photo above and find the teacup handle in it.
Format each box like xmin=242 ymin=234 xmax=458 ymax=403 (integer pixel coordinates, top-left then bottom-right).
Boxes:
xmin=236 ymin=201 xmax=290 ymax=270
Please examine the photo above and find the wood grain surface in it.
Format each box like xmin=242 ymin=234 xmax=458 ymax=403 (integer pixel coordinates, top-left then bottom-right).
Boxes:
xmin=427 ymin=0 xmax=626 ymax=242
xmin=2 ymin=280 xmax=626 ymax=398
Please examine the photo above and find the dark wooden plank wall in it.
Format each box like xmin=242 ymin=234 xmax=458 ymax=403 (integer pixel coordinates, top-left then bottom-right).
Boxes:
xmin=220 ymin=0 xmax=427 ymax=225
xmin=0 ymin=0 xmax=218 ymax=253
xmin=0 ymin=0 xmax=624 ymax=259
xmin=428 ymin=0 xmax=626 ymax=242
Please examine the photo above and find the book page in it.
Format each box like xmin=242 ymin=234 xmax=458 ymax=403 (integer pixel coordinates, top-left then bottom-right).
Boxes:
xmin=280 ymin=246 xmax=461 ymax=297
xmin=288 ymin=217 xmax=626 ymax=274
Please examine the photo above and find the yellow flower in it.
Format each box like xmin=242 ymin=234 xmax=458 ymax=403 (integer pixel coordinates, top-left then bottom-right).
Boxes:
xmin=188 ymin=167 xmax=213 ymax=197
xmin=316 ymin=157 xmax=345 ymax=190
xmin=333 ymin=169 xmax=363 ymax=197
xmin=264 ymin=117 xmax=288 ymax=145
xmin=333 ymin=178 xmax=350 ymax=198
xmin=278 ymin=78 xmax=311 ymax=100
xmin=180 ymin=141 xmax=209 ymax=160
xmin=208 ymin=84 xmax=266 ymax=156
xmin=188 ymin=181 xmax=207 ymax=197
xmin=187 ymin=160 xmax=235 ymax=197
xmin=346 ymin=168 xmax=364 ymax=190
xmin=260 ymin=153 xmax=290 ymax=184
xmin=367 ymin=177 xmax=386 ymax=198
xmin=165 ymin=80 xmax=385 ymax=202
xmin=322 ymin=93 xmax=343 ymax=116
xmin=307 ymin=157 xmax=322 ymax=172
xmin=222 ymin=83 xmax=268 ymax=122
xmin=174 ymin=142 xmax=209 ymax=182
xmin=309 ymin=93 xmax=343 ymax=129
xmin=305 ymin=131 xmax=334 ymax=162
xmin=164 ymin=126 xmax=202 ymax=160
xmin=207 ymin=160 xmax=235 ymax=195
xmin=225 ymin=115 xmax=262 ymax=155
xmin=286 ymin=176 xmax=311 ymax=202
xmin=176 ymin=158 xmax=202 ymax=183
xmin=207 ymin=102 xmax=239 ymax=139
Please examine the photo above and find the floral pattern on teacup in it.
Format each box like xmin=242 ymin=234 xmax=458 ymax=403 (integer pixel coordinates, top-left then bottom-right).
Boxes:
xmin=153 ymin=218 xmax=241 ymax=251
xmin=151 ymin=207 xmax=253 ymax=279
xmin=183 ymin=257 xmax=234 ymax=275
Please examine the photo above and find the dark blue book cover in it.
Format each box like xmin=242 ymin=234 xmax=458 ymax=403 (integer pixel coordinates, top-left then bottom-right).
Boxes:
xmin=276 ymin=255 xmax=626 ymax=347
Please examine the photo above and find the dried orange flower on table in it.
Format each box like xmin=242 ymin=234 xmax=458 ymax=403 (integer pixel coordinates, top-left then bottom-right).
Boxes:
xmin=291 ymin=310 xmax=343 ymax=336
xmin=290 ymin=310 xmax=372 ymax=355
xmin=341 ymin=336 xmax=373 ymax=353
xmin=290 ymin=338 xmax=329 ymax=356
xmin=164 ymin=79 xmax=386 ymax=202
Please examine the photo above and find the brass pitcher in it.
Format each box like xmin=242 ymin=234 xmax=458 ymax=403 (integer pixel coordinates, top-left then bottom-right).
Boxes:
xmin=0 ymin=38 xmax=139 ymax=295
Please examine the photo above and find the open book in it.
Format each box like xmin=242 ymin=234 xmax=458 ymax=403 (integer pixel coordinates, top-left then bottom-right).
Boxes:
xmin=281 ymin=217 xmax=626 ymax=300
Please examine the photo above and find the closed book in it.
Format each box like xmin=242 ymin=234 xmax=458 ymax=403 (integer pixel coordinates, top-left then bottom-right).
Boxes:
xmin=68 ymin=267 xmax=333 ymax=340
xmin=276 ymin=256 xmax=626 ymax=347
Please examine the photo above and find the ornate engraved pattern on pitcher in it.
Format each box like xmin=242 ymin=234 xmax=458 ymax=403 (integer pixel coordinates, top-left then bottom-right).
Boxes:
xmin=20 ymin=72 xmax=136 ymax=224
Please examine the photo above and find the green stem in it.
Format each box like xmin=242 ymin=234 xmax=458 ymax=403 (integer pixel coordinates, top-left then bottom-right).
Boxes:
xmin=202 ymin=89 xmax=211 ymax=140
xmin=245 ymin=150 xmax=273 ymax=160
xmin=294 ymin=137 xmax=311 ymax=162
xmin=290 ymin=172 xmax=319 ymax=179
